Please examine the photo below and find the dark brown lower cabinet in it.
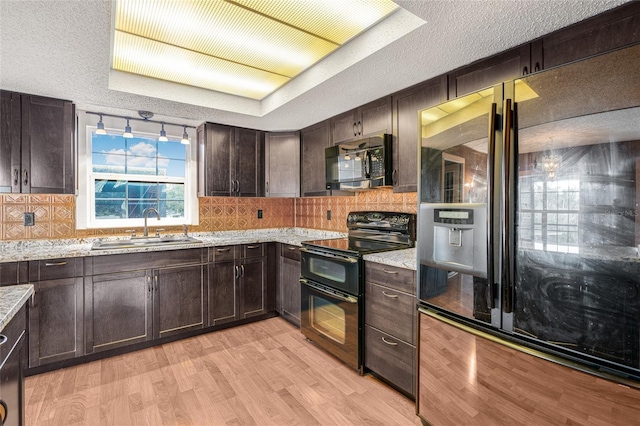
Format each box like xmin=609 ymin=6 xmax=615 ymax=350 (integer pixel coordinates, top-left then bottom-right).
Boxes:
xmin=84 ymin=269 xmax=153 ymax=354
xmin=278 ymin=244 xmax=301 ymax=327
xmin=154 ymin=265 xmax=208 ymax=339
xmin=209 ymin=247 xmax=267 ymax=326
xmin=209 ymin=260 xmax=237 ymax=326
xmin=0 ymin=304 xmax=26 ymax=426
xmin=29 ymin=277 xmax=83 ymax=367
xmin=364 ymin=262 xmax=416 ymax=398
xmin=417 ymin=309 xmax=640 ymax=425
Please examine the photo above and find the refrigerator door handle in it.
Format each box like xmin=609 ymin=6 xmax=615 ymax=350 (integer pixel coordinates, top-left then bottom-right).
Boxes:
xmin=502 ymin=98 xmax=515 ymax=314
xmin=487 ymin=102 xmax=498 ymax=310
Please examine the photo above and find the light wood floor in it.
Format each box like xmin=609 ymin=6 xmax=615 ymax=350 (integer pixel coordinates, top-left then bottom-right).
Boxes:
xmin=25 ymin=318 xmax=420 ymax=425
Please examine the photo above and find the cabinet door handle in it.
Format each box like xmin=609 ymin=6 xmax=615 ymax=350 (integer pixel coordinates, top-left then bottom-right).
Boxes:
xmin=382 ymin=291 xmax=398 ymax=299
xmin=235 ymin=180 xmax=240 ymax=193
xmin=234 ymin=265 xmax=239 ymax=279
xmin=522 ymin=65 xmax=529 ymax=75
xmin=381 ymin=337 xmax=398 ymax=346
xmin=534 ymin=62 xmax=541 ymax=72
xmin=147 ymin=276 xmax=152 ymax=292
xmin=45 ymin=261 xmax=68 ymax=266
xmin=392 ymin=169 xmax=397 ymax=185
xmin=241 ymin=264 xmax=245 ymax=277
xmin=353 ymin=122 xmax=357 ymax=137
xmin=23 ymin=169 xmax=28 ymax=186
xmin=357 ymin=121 xmax=362 ymax=135
xmin=382 ymin=269 xmax=398 ymax=274
xmin=230 ymin=180 xmax=234 ymax=193
xmin=0 ymin=334 xmax=7 ymax=347
xmin=266 ymin=181 xmax=269 ymax=194
xmin=13 ymin=168 xmax=19 ymax=185
xmin=154 ymin=275 xmax=158 ymax=291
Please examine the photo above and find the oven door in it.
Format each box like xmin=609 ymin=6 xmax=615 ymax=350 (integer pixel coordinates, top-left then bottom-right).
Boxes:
xmin=300 ymin=278 xmax=361 ymax=371
xmin=300 ymin=247 xmax=360 ymax=295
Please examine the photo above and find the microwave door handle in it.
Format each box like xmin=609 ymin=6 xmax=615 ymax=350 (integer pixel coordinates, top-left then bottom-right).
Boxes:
xmin=300 ymin=279 xmax=358 ymax=304
xmin=364 ymin=150 xmax=371 ymax=178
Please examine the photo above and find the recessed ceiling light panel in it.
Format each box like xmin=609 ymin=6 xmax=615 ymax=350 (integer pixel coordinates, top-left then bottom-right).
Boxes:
xmin=112 ymin=0 xmax=399 ymax=99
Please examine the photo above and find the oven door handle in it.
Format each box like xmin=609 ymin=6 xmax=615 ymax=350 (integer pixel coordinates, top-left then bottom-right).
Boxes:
xmin=300 ymin=279 xmax=358 ymax=304
xmin=299 ymin=247 xmax=358 ymax=263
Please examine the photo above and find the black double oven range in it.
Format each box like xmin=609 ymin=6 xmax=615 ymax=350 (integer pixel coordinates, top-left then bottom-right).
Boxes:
xmin=300 ymin=211 xmax=416 ymax=373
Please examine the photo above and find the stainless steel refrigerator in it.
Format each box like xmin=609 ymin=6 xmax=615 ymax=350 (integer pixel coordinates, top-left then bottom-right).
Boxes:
xmin=417 ymin=43 xmax=640 ymax=382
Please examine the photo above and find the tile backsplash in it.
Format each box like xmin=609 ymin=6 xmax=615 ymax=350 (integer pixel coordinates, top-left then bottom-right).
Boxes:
xmin=0 ymin=188 xmax=417 ymax=240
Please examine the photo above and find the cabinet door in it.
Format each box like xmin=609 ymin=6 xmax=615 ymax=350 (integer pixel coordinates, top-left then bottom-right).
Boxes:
xmin=154 ymin=265 xmax=207 ymax=339
xmin=234 ymin=127 xmax=263 ymax=197
xmin=359 ymin=96 xmax=392 ymax=138
xmin=198 ymin=123 xmax=234 ymax=196
xmin=0 ymin=91 xmax=21 ymax=193
xmin=239 ymin=257 xmax=267 ymax=319
xmin=28 ymin=277 xmax=83 ymax=367
xmin=542 ymin=1 xmax=640 ymax=69
xmin=0 ymin=307 xmax=26 ymax=426
xmin=85 ymin=270 xmax=152 ymax=353
xmin=280 ymin=256 xmax=301 ymax=327
xmin=330 ymin=109 xmax=358 ymax=144
xmin=21 ymin=95 xmax=75 ymax=194
xmin=300 ymin=120 xmax=330 ymax=196
xmin=448 ymin=44 xmax=532 ymax=99
xmin=265 ymin=132 xmax=300 ymax=197
xmin=393 ymin=76 xmax=447 ymax=193
xmin=209 ymin=260 xmax=237 ymax=326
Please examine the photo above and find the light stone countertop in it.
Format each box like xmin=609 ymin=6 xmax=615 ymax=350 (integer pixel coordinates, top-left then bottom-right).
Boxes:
xmin=0 ymin=284 xmax=33 ymax=332
xmin=0 ymin=228 xmax=346 ymax=262
xmin=363 ymin=248 xmax=416 ymax=270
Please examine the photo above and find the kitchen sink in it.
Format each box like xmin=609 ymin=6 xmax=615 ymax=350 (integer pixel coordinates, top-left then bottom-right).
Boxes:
xmin=91 ymin=235 xmax=203 ymax=250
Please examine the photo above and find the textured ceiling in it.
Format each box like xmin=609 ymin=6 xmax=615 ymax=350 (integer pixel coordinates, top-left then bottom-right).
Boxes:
xmin=0 ymin=0 xmax=630 ymax=131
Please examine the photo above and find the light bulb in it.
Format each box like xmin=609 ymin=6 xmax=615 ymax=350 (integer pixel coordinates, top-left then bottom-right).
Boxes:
xmin=123 ymin=118 xmax=133 ymax=138
xmin=181 ymin=126 xmax=190 ymax=145
xmin=95 ymin=114 xmax=106 ymax=135
xmin=159 ymin=123 xmax=168 ymax=142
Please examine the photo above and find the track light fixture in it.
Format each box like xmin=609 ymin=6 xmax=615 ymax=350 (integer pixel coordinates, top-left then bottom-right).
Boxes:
xmin=159 ymin=123 xmax=168 ymax=142
xmin=123 ymin=118 xmax=133 ymax=139
xmin=95 ymin=114 xmax=106 ymax=135
xmin=181 ymin=126 xmax=190 ymax=145
xmin=86 ymin=111 xmax=195 ymax=143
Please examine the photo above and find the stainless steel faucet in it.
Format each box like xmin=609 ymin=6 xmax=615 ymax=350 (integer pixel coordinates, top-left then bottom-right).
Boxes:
xmin=142 ymin=207 xmax=160 ymax=237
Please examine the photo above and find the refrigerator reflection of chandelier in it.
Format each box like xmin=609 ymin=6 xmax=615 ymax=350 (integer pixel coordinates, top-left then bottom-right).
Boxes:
xmin=417 ymin=43 xmax=640 ymax=383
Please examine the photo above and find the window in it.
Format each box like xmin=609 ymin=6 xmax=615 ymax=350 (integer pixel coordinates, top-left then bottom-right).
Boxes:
xmin=77 ymin=114 xmax=197 ymax=229
xmin=518 ymin=177 xmax=580 ymax=253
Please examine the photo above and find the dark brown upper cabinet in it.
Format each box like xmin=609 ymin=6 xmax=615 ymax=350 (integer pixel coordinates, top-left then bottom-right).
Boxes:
xmin=300 ymin=120 xmax=331 ymax=196
xmin=330 ymin=96 xmax=392 ymax=145
xmin=448 ymin=43 xmax=541 ymax=99
xmin=197 ymin=122 xmax=264 ymax=197
xmin=0 ymin=91 xmax=75 ymax=194
xmin=541 ymin=1 xmax=640 ymax=70
xmin=392 ymin=75 xmax=448 ymax=193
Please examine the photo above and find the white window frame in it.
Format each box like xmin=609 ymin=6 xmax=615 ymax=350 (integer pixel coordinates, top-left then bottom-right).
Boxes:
xmin=76 ymin=112 xmax=198 ymax=230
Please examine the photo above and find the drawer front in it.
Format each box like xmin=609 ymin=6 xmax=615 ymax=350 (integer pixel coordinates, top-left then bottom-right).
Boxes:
xmin=365 ymin=281 xmax=415 ymax=344
xmin=212 ymin=245 xmax=237 ymax=263
xmin=0 ymin=304 xmax=26 ymax=364
xmin=365 ymin=262 xmax=415 ymax=294
xmin=90 ymin=249 xmax=204 ymax=275
xmin=280 ymin=244 xmax=301 ymax=261
xmin=365 ymin=325 xmax=415 ymax=397
xmin=30 ymin=257 xmax=82 ymax=281
xmin=242 ymin=243 xmax=265 ymax=259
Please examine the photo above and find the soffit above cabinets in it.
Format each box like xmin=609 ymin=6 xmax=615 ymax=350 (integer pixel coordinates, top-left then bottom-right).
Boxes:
xmin=112 ymin=0 xmax=399 ymax=100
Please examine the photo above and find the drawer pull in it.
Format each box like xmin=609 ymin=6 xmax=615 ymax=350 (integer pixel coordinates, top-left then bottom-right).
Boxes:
xmin=382 ymin=291 xmax=398 ymax=299
xmin=0 ymin=334 xmax=7 ymax=346
xmin=247 ymin=245 xmax=259 ymax=249
xmin=287 ymin=246 xmax=297 ymax=251
xmin=382 ymin=269 xmax=398 ymax=274
xmin=381 ymin=337 xmax=398 ymax=346
xmin=216 ymin=248 xmax=231 ymax=252
xmin=45 ymin=261 xmax=68 ymax=266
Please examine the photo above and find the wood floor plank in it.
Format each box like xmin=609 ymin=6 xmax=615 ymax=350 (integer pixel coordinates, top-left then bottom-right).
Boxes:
xmin=26 ymin=317 xmax=419 ymax=425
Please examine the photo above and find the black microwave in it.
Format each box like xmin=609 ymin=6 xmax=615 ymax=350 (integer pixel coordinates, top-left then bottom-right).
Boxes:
xmin=325 ymin=134 xmax=393 ymax=191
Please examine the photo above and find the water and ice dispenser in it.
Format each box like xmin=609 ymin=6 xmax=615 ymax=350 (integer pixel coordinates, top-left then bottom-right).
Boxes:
xmin=419 ymin=203 xmax=487 ymax=278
